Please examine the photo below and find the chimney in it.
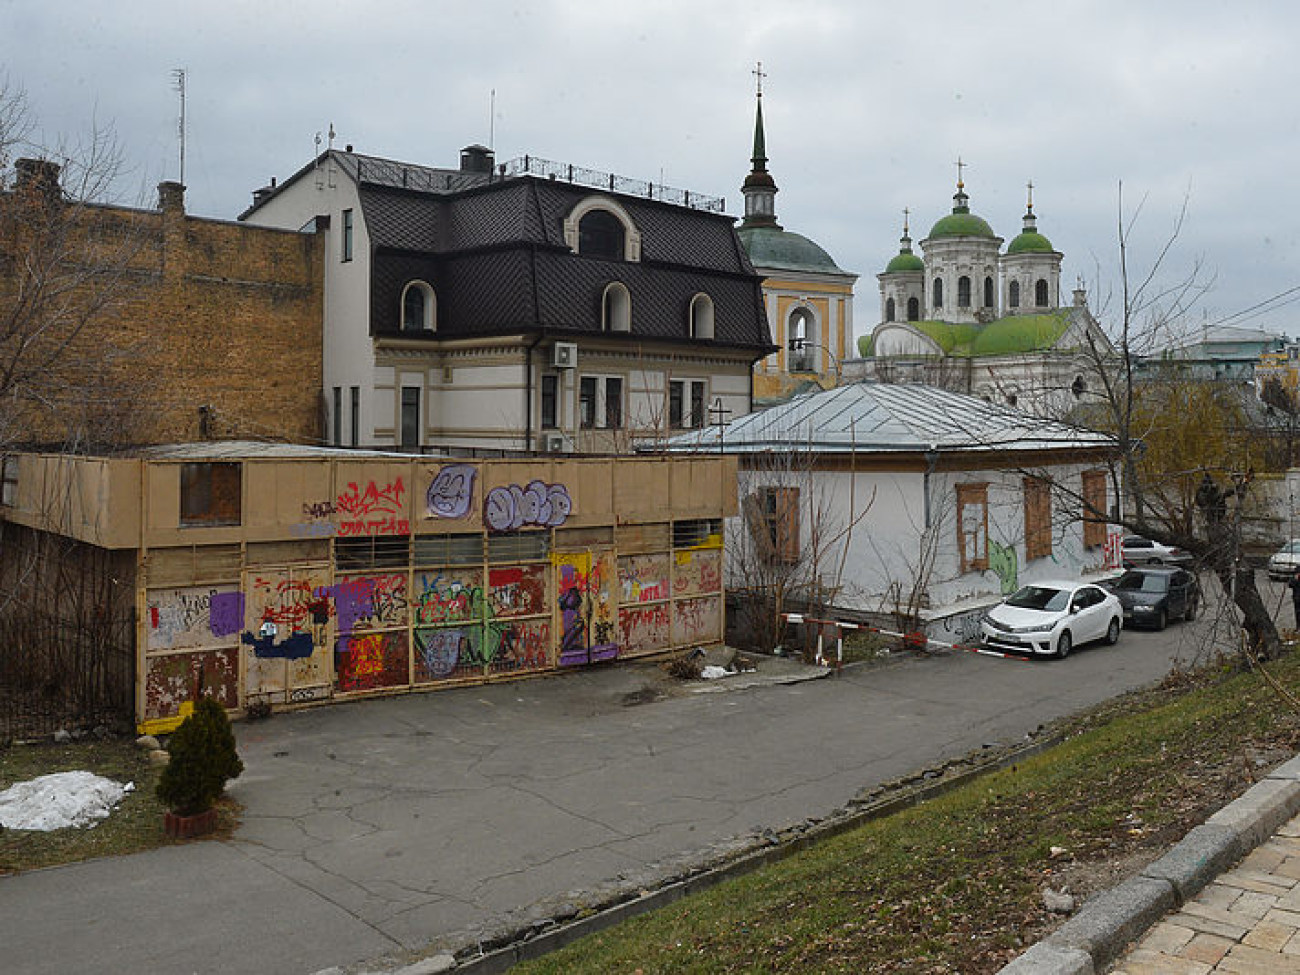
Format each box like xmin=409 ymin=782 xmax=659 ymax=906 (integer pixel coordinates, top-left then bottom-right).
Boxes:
xmin=251 ymin=176 xmax=277 ymax=208
xmin=459 ymin=144 xmax=495 ymax=175
xmin=14 ymin=158 xmax=61 ymax=201
xmin=157 ymin=180 xmax=186 ymax=213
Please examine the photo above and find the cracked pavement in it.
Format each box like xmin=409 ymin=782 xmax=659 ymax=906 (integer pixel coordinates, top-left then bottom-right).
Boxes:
xmin=0 ymin=623 xmax=1202 ymax=974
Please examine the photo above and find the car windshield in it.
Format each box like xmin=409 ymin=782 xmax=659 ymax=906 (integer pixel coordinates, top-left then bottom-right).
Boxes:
xmin=1005 ymin=586 xmax=1070 ymax=612
xmin=1282 ymin=542 xmax=1300 ymax=555
xmin=1116 ymin=571 xmax=1167 ymax=593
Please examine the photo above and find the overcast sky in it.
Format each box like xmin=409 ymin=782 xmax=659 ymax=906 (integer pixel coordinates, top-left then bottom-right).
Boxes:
xmin=6 ymin=0 xmax=1298 ymax=344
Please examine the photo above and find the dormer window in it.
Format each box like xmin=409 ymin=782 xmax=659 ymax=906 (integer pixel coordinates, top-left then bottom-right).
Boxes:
xmin=401 ymin=281 xmax=435 ymax=331
xmin=689 ymin=294 xmax=715 ymax=339
xmin=602 ymin=282 xmax=631 ymax=332
xmin=579 ymin=211 xmax=624 ymax=259
xmin=563 ymin=196 xmax=642 ymax=261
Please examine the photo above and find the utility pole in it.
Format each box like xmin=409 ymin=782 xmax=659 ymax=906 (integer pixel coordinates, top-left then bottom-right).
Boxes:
xmin=172 ymin=68 xmax=186 ymax=186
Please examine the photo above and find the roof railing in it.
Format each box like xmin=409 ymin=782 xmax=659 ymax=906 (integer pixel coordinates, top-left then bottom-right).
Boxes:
xmin=500 ymin=155 xmax=726 ymax=213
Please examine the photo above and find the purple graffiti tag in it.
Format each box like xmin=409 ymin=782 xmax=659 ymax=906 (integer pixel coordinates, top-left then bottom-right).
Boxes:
xmin=484 ymin=481 xmax=572 ymax=532
xmin=321 ymin=578 xmax=376 ymax=637
xmin=426 ymin=464 xmax=477 ymax=519
xmin=208 ymin=591 xmax=245 ymax=639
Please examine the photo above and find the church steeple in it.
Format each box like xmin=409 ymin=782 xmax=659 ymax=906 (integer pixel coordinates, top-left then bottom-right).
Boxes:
xmin=740 ymin=61 xmax=780 ymax=230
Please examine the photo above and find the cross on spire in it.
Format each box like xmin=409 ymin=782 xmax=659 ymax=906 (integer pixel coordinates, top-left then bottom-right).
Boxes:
xmin=902 ymin=207 xmax=910 ymax=236
xmin=1026 ymin=179 xmax=1035 ymax=212
xmin=752 ymin=61 xmax=766 ymax=97
xmin=955 ymin=155 xmax=966 ymax=188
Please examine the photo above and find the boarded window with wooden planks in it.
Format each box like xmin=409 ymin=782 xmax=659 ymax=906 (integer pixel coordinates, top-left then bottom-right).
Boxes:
xmin=749 ymin=486 xmax=800 ymax=564
xmin=957 ymin=482 xmax=989 ymax=572
xmin=180 ymin=463 xmax=242 ymax=527
xmin=1082 ymin=470 xmax=1108 ymax=549
xmin=1024 ymin=476 xmax=1052 ymax=561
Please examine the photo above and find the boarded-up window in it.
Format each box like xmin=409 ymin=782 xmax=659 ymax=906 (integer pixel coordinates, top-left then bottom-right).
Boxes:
xmin=749 ymin=486 xmax=799 ymax=564
xmin=1024 ymin=477 xmax=1052 ymax=561
xmin=1082 ymin=470 xmax=1108 ymax=549
xmin=180 ymin=462 xmax=241 ymax=527
xmin=957 ymin=482 xmax=988 ymax=572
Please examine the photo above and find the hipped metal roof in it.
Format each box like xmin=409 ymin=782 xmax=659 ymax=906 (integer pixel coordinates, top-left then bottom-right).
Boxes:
xmin=655 ymin=382 xmax=1117 ymax=455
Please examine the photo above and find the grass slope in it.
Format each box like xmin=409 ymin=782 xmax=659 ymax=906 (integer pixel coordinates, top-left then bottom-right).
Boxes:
xmin=515 ymin=657 xmax=1300 ymax=974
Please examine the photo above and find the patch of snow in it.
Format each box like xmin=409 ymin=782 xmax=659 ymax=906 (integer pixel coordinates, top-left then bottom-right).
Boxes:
xmin=700 ymin=665 xmax=735 ymax=680
xmin=0 ymin=771 xmax=134 ymax=831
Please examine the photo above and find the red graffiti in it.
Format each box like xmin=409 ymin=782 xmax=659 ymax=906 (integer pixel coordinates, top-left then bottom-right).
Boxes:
xmin=336 ymin=479 xmax=405 ymax=518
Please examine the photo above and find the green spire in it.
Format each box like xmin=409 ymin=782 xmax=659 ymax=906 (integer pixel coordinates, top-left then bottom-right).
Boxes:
xmin=752 ymin=94 xmax=768 ymax=172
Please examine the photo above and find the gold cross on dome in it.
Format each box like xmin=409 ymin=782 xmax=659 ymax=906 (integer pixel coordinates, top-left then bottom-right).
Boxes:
xmin=955 ymin=156 xmax=966 ymax=188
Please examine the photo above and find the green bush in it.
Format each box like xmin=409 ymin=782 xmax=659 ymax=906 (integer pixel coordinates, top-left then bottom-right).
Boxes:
xmin=155 ymin=697 xmax=244 ymax=816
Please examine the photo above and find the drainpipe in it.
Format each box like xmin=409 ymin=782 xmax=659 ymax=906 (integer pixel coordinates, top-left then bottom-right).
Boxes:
xmin=524 ymin=331 xmax=546 ymax=453
xmin=923 ymin=445 xmax=940 ymax=529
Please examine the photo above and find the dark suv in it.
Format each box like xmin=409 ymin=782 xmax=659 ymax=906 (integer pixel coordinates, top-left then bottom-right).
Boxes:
xmin=1106 ymin=566 xmax=1200 ymax=630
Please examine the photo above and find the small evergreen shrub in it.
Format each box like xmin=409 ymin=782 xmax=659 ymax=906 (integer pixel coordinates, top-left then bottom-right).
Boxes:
xmin=156 ymin=697 xmax=244 ymax=816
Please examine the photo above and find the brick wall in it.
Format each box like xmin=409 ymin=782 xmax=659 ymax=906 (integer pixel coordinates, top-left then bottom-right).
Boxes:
xmin=0 ymin=174 xmax=324 ymax=448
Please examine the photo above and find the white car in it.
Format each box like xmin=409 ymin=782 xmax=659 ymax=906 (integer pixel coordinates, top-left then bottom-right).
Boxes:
xmin=979 ymin=580 xmax=1123 ymax=659
xmin=1268 ymin=540 xmax=1300 ymax=581
xmin=1121 ymin=536 xmax=1191 ymax=566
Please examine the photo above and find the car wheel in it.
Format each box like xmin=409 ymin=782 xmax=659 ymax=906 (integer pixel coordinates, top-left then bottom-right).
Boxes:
xmin=1184 ymin=598 xmax=1197 ymax=622
xmin=1105 ymin=617 xmax=1121 ymax=645
xmin=1155 ymin=608 xmax=1167 ymax=631
xmin=1055 ymin=630 xmax=1072 ymax=659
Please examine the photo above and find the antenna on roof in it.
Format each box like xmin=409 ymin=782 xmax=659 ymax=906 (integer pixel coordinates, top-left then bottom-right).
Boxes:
xmin=328 ymin=123 xmax=335 ymax=150
xmin=489 ymin=88 xmax=496 ymax=150
xmin=171 ymin=68 xmax=186 ymax=186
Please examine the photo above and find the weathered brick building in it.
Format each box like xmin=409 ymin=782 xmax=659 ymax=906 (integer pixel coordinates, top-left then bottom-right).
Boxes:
xmin=0 ymin=160 xmax=324 ymax=448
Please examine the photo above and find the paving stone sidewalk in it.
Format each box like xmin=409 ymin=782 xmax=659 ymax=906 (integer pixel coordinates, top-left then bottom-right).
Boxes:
xmin=1110 ymin=811 xmax=1300 ymax=973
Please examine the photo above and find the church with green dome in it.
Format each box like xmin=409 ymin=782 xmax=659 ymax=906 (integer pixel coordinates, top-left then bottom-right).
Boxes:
xmin=736 ymin=72 xmax=858 ymax=401
xmin=860 ymin=174 xmax=1112 ymax=416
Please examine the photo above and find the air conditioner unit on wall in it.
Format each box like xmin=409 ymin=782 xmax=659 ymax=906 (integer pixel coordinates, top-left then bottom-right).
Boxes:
xmin=543 ymin=433 xmax=570 ymax=453
xmin=552 ymin=342 xmax=578 ymax=369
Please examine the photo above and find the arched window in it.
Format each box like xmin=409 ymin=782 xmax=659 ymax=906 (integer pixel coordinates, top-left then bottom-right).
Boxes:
xmin=885 ymin=297 xmax=896 ymax=322
xmin=957 ymin=276 xmax=971 ymax=308
xmin=689 ymin=293 xmax=715 ymax=339
xmin=1009 ymin=280 xmax=1021 ymax=308
xmin=401 ymin=281 xmax=435 ymax=331
xmin=579 ymin=210 xmax=625 ymax=260
xmin=1035 ymin=278 xmax=1049 ymax=307
xmin=983 ymin=276 xmax=994 ymax=308
xmin=788 ymin=307 xmax=814 ymax=371
xmin=602 ymin=282 xmax=631 ymax=332
xmin=907 ymin=297 xmax=920 ymax=321
xmin=932 ymin=278 xmax=943 ymax=310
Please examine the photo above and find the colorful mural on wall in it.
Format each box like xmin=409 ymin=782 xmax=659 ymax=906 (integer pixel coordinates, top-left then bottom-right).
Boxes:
xmin=553 ymin=550 xmax=618 ymax=666
xmin=336 ymin=630 xmax=410 ymax=691
xmin=291 ymin=477 xmax=412 ymax=538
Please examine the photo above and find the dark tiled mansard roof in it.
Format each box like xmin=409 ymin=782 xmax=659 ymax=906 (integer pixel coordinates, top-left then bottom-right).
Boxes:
xmin=354 ymin=158 xmax=770 ymax=351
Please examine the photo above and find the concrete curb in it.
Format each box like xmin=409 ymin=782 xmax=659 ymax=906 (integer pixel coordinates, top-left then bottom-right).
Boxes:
xmin=995 ymin=758 xmax=1300 ymax=974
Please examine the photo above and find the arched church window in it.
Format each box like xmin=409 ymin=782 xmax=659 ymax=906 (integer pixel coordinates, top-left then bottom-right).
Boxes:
xmin=788 ymin=307 xmax=814 ymax=371
xmin=907 ymin=297 xmax=920 ymax=321
xmin=932 ymin=278 xmax=943 ymax=310
xmin=1035 ymin=278 xmax=1049 ymax=307
xmin=579 ymin=210 xmax=625 ymax=260
xmin=1009 ymin=280 xmax=1020 ymax=308
xmin=957 ymin=276 xmax=971 ymax=308
xmin=984 ymin=276 xmax=994 ymax=308
xmin=885 ymin=297 xmax=896 ymax=322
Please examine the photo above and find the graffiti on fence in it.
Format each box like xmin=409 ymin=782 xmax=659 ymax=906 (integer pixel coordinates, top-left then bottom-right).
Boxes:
xmin=426 ymin=464 xmax=477 ymax=519
xmin=484 ymin=480 xmax=572 ymax=532
xmin=673 ymin=549 xmax=722 ymax=596
xmin=618 ymin=553 xmax=669 ymax=604
xmin=487 ymin=564 xmax=547 ymax=617
xmin=336 ymin=630 xmax=409 ymax=691
xmin=411 ymin=570 xmax=482 ymax=625
xmin=938 ymin=609 xmax=984 ymax=646
xmin=619 ymin=602 xmax=672 ymax=656
xmin=675 ymin=596 xmax=722 ymax=646
xmin=326 ymin=573 xmax=408 ymax=634
xmin=147 ymin=586 xmax=244 ymax=651
xmin=335 ymin=478 xmax=409 ymax=536
xmin=554 ymin=551 xmax=618 ymax=666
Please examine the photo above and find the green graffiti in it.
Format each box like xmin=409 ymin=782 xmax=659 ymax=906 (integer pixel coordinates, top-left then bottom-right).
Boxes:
xmin=989 ymin=540 xmax=1019 ymax=595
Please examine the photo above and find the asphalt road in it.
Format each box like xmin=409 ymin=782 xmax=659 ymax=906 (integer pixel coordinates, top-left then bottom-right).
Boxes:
xmin=0 ymin=575 xmax=1287 ymax=975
